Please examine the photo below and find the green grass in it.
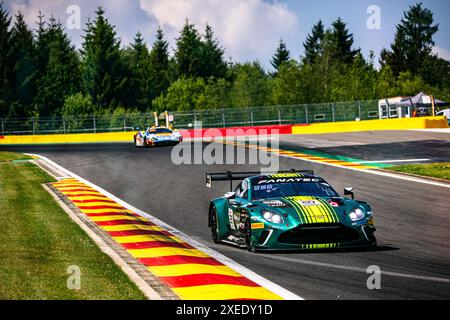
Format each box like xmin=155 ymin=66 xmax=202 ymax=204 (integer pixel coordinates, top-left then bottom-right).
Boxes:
xmin=0 ymin=152 xmax=32 ymax=162
xmin=387 ymin=162 xmax=450 ymax=181
xmin=0 ymin=152 xmax=146 ymax=300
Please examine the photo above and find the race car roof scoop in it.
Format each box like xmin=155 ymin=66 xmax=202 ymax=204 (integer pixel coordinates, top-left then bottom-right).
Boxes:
xmin=206 ymin=169 xmax=315 ymax=191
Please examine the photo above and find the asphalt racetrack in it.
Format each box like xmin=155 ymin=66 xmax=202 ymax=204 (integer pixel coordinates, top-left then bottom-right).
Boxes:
xmin=279 ymin=130 xmax=450 ymax=164
xmin=2 ymin=130 xmax=450 ymax=299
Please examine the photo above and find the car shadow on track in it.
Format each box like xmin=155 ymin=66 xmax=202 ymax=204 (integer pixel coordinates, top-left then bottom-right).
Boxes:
xmin=210 ymin=241 xmax=399 ymax=255
xmin=252 ymin=244 xmax=399 ymax=255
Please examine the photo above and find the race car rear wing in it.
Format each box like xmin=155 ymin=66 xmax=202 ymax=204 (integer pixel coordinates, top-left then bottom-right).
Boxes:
xmin=206 ymin=169 xmax=315 ymax=190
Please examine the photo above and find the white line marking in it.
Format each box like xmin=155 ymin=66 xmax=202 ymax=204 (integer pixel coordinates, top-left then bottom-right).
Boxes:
xmin=248 ymin=148 xmax=450 ymax=189
xmin=358 ymin=159 xmax=430 ymax=164
xmin=217 ymin=140 xmax=450 ymax=189
xmin=28 ymin=154 xmax=302 ymax=301
xmin=280 ymin=139 xmax=366 ymax=147
xmin=411 ymin=129 xmax=450 ymax=133
xmin=258 ymin=255 xmax=450 ymax=284
xmin=356 ymin=168 xmax=450 ymax=188
xmin=245 ymin=137 xmax=274 ymax=141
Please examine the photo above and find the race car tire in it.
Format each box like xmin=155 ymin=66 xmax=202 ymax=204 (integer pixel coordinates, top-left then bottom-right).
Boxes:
xmin=210 ymin=207 xmax=220 ymax=244
xmin=368 ymin=239 xmax=377 ymax=250
xmin=244 ymin=219 xmax=256 ymax=252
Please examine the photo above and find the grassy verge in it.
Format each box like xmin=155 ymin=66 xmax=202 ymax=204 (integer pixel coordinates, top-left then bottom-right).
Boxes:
xmin=387 ymin=162 xmax=450 ymax=181
xmin=0 ymin=151 xmax=146 ymax=299
xmin=0 ymin=152 xmax=32 ymax=162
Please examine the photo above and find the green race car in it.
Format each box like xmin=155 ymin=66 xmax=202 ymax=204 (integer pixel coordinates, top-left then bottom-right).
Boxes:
xmin=207 ymin=170 xmax=376 ymax=252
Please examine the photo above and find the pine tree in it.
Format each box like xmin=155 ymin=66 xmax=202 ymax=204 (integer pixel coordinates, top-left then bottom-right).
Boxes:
xmin=175 ymin=20 xmax=203 ymax=78
xmin=380 ymin=3 xmax=439 ymax=77
xmin=34 ymin=12 xmax=49 ymax=81
xmin=148 ymin=27 xmax=170 ymax=105
xmin=127 ymin=31 xmax=150 ymax=110
xmin=81 ymin=7 xmax=129 ymax=109
xmin=0 ymin=3 xmax=13 ymax=117
xmin=328 ymin=18 xmax=360 ymax=64
xmin=10 ymin=12 xmax=36 ymax=116
xmin=271 ymin=39 xmax=290 ymax=73
xmin=303 ymin=20 xmax=324 ymax=64
xmin=201 ymin=24 xmax=227 ymax=79
xmin=34 ymin=16 xmax=80 ymax=116
xmin=131 ymin=32 xmax=148 ymax=62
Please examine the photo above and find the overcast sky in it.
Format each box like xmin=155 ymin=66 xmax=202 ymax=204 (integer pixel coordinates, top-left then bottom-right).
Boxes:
xmin=4 ymin=0 xmax=450 ymax=70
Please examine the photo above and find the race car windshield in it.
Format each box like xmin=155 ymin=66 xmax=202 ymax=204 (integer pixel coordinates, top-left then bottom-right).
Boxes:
xmin=154 ymin=128 xmax=172 ymax=134
xmin=252 ymin=182 xmax=339 ymax=200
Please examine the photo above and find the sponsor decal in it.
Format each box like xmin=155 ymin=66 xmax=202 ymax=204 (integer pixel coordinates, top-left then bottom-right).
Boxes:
xmin=228 ymin=208 xmax=236 ymax=230
xmin=251 ymin=223 xmax=265 ymax=230
xmin=155 ymin=133 xmax=172 ymax=137
xmin=301 ymin=243 xmax=339 ymax=249
xmin=284 ymin=196 xmax=339 ymax=224
xmin=328 ymin=200 xmax=340 ymax=207
xmin=262 ymin=200 xmax=288 ymax=208
xmin=269 ymin=173 xmax=303 ymax=178
xmin=258 ymin=178 xmax=321 ymax=185
xmin=297 ymin=199 xmax=321 ymax=206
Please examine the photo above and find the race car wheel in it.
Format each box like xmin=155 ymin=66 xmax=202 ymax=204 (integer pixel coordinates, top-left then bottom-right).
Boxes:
xmin=210 ymin=207 xmax=220 ymax=244
xmin=368 ymin=239 xmax=377 ymax=250
xmin=244 ymin=219 xmax=256 ymax=252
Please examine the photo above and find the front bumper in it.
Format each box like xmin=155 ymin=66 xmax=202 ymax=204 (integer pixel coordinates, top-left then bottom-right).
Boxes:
xmin=145 ymin=139 xmax=182 ymax=146
xmin=252 ymin=223 xmax=376 ymax=250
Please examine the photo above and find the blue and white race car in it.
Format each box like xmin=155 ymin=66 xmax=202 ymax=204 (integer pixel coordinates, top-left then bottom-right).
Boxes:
xmin=134 ymin=127 xmax=183 ymax=147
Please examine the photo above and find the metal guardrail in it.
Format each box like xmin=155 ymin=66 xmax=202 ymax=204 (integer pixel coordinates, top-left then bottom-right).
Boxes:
xmin=0 ymin=100 xmax=379 ymax=135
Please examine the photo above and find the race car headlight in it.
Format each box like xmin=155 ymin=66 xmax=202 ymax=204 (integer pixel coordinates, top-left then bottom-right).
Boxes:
xmin=349 ymin=208 xmax=365 ymax=221
xmin=262 ymin=210 xmax=283 ymax=224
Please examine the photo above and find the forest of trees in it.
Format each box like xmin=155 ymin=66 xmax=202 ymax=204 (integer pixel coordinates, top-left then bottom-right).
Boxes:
xmin=0 ymin=2 xmax=449 ymax=119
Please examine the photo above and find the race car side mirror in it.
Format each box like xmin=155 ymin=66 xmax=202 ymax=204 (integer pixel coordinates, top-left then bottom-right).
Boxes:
xmin=224 ymin=192 xmax=236 ymax=199
xmin=344 ymin=187 xmax=355 ymax=200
